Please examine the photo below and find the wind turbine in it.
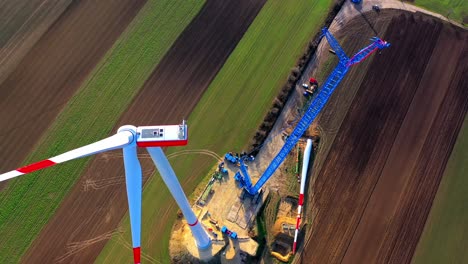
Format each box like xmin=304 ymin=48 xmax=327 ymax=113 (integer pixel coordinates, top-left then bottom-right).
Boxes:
xmin=0 ymin=121 xmax=211 ymax=263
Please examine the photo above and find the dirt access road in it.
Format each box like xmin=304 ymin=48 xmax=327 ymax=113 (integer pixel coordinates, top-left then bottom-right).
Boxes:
xmin=0 ymin=0 xmax=145 ymax=181
xmin=300 ymin=11 xmax=467 ymax=264
xmin=23 ymin=0 xmax=267 ymax=262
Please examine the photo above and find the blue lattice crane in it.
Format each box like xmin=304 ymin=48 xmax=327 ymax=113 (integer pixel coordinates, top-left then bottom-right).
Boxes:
xmin=236 ymin=27 xmax=390 ymax=195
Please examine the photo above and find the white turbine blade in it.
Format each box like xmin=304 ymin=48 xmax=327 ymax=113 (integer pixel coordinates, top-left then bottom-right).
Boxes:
xmin=0 ymin=171 xmax=24 ymax=181
xmin=122 ymin=145 xmax=142 ymax=264
xmin=52 ymin=131 xmax=134 ymax=163
xmin=146 ymin=147 xmax=211 ymax=248
xmin=0 ymin=131 xmax=134 ymax=182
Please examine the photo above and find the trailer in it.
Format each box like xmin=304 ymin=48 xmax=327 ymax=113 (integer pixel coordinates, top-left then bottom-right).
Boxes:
xmin=221 ymin=225 xmax=238 ymax=239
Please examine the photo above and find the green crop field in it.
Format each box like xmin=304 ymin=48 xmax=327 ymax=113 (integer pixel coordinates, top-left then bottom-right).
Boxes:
xmin=0 ymin=1 xmax=204 ymax=262
xmin=411 ymin=0 xmax=468 ymax=24
xmin=412 ymin=118 xmax=468 ymax=264
xmin=97 ymin=0 xmax=334 ymax=262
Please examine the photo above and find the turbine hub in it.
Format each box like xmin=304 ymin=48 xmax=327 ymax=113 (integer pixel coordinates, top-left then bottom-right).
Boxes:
xmin=118 ymin=125 xmax=137 ymax=144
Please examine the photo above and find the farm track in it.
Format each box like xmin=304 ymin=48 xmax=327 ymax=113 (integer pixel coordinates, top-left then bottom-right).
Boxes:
xmin=301 ymin=11 xmax=467 ymax=264
xmin=23 ymin=0 xmax=267 ymax=262
xmin=0 ymin=0 xmax=145 ymax=185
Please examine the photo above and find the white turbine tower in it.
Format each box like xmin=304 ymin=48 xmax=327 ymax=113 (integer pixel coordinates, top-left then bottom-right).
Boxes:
xmin=0 ymin=121 xmax=210 ymax=263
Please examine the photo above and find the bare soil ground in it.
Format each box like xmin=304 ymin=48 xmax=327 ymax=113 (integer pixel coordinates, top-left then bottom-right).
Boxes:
xmin=300 ymin=11 xmax=467 ymax=264
xmin=23 ymin=0 xmax=267 ymax=262
xmin=0 ymin=0 xmax=145 ymax=181
xmin=0 ymin=0 xmax=73 ymax=85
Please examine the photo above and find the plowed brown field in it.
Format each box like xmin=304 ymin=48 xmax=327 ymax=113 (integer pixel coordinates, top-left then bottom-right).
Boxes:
xmin=0 ymin=0 xmax=73 ymax=85
xmin=301 ymin=11 xmax=467 ymax=264
xmin=23 ymin=0 xmax=266 ymax=262
xmin=0 ymin=0 xmax=145 ymax=178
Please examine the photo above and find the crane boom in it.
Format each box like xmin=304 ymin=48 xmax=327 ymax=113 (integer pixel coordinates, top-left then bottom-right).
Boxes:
xmin=238 ymin=28 xmax=389 ymax=195
xmin=243 ymin=62 xmax=349 ymax=194
xmin=347 ymin=37 xmax=390 ymax=67
xmin=321 ymin=28 xmax=349 ymax=63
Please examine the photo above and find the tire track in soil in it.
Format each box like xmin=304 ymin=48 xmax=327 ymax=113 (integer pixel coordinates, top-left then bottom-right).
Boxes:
xmin=23 ymin=0 xmax=266 ymax=262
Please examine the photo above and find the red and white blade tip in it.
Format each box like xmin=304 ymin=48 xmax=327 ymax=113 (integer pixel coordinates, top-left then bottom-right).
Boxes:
xmin=0 ymin=131 xmax=133 ymax=182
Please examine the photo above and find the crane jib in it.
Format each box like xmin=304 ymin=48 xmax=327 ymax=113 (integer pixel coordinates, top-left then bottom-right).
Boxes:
xmin=240 ymin=28 xmax=390 ymax=195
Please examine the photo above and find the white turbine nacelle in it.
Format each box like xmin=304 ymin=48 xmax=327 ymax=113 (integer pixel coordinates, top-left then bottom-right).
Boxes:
xmin=136 ymin=120 xmax=187 ymax=147
xmin=0 ymin=120 xmax=210 ymax=263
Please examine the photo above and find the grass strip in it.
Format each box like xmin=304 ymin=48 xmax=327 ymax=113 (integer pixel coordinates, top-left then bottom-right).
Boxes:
xmin=412 ymin=118 xmax=468 ymax=264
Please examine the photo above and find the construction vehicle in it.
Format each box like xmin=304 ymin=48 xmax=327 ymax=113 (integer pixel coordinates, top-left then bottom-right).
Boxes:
xmin=213 ymin=171 xmax=223 ymax=181
xmin=303 ymin=79 xmax=318 ymax=97
xmin=303 ymin=86 xmax=317 ymax=97
xmin=198 ymin=181 xmax=214 ymax=206
xmin=234 ymin=172 xmax=245 ymax=187
xmin=303 ymin=89 xmax=314 ymax=97
xmin=271 ymin=251 xmax=291 ymax=262
xmin=221 ymin=226 xmax=238 ymax=239
xmin=309 ymin=77 xmax=318 ymax=85
xmin=225 ymin=153 xmax=239 ymax=164
xmin=218 ymin=162 xmax=228 ymax=174
xmin=209 ymin=218 xmax=219 ymax=226
xmin=351 ymin=0 xmax=362 ymax=4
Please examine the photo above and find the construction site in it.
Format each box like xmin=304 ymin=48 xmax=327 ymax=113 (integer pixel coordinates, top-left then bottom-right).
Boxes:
xmin=0 ymin=0 xmax=466 ymax=263
xmin=169 ymin=138 xmax=315 ymax=263
xmin=168 ymin=2 xmax=467 ymax=263
xmin=168 ymin=3 xmax=393 ymax=261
